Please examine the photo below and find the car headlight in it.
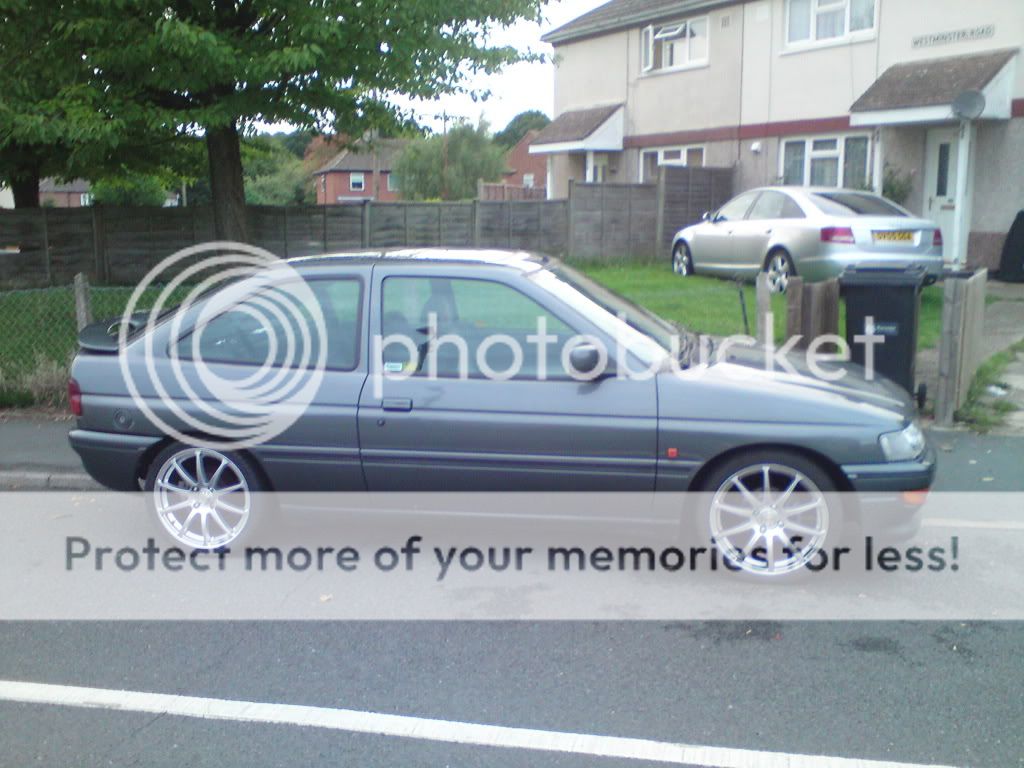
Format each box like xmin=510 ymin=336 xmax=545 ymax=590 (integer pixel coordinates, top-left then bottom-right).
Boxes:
xmin=879 ymin=422 xmax=926 ymax=462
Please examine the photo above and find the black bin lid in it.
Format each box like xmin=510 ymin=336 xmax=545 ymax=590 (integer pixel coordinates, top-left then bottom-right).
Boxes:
xmin=839 ymin=263 xmax=927 ymax=288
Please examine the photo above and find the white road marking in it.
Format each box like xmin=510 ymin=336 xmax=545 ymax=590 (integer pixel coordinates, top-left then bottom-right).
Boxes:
xmin=0 ymin=679 xmax=956 ymax=768
xmin=922 ymin=518 xmax=1024 ymax=531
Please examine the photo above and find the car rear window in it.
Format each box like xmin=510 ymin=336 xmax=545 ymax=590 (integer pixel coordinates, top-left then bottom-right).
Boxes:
xmin=812 ymin=193 xmax=906 ymax=217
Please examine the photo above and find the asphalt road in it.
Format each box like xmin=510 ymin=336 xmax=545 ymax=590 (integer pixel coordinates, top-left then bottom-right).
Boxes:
xmin=0 ymin=425 xmax=1021 ymax=767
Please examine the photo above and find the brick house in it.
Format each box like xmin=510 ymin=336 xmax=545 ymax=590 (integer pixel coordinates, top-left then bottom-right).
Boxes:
xmin=313 ymin=139 xmax=409 ymax=203
xmin=39 ymin=178 xmax=92 ymax=207
xmin=503 ymin=129 xmax=548 ymax=191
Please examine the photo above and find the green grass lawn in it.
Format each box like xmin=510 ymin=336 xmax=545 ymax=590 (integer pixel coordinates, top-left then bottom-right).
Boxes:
xmin=576 ymin=263 xmax=944 ymax=350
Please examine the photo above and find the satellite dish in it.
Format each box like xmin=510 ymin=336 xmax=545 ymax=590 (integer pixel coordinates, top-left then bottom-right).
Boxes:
xmin=952 ymin=90 xmax=986 ymax=120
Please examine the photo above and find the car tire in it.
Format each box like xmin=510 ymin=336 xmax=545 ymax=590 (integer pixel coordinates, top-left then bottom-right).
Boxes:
xmin=764 ymin=249 xmax=795 ymax=294
xmin=672 ymin=242 xmax=694 ymax=277
xmin=144 ymin=442 xmax=269 ymax=552
xmin=695 ymin=449 xmax=843 ymax=578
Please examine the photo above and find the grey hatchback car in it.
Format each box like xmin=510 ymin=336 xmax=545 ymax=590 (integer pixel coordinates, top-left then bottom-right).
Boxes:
xmin=69 ymin=249 xmax=936 ymax=575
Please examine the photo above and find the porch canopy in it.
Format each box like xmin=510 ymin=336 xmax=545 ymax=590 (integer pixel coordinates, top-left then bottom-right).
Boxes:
xmin=850 ymin=48 xmax=1018 ymax=126
xmin=528 ymin=104 xmax=624 ymax=154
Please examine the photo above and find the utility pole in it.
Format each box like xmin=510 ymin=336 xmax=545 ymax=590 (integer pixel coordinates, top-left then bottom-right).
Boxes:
xmin=441 ymin=111 xmax=449 ymax=201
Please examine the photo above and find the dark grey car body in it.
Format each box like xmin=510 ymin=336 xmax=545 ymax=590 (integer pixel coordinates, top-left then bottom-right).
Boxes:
xmin=69 ymin=250 xmax=935 ymax=506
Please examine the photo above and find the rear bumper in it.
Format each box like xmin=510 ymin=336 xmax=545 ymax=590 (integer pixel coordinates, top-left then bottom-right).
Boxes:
xmin=68 ymin=429 xmax=162 ymax=491
xmin=798 ymin=249 xmax=944 ymax=283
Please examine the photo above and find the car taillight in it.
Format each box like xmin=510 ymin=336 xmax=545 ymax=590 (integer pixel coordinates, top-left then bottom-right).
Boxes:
xmin=821 ymin=226 xmax=855 ymax=244
xmin=932 ymin=229 xmax=943 ymax=247
xmin=68 ymin=378 xmax=82 ymax=417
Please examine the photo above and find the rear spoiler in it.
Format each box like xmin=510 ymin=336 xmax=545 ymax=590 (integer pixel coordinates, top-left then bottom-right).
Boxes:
xmin=77 ymin=312 xmax=152 ymax=353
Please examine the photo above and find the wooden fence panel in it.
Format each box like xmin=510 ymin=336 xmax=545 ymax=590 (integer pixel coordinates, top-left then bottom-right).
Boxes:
xmin=936 ymin=269 xmax=988 ymax=425
xmin=478 ymin=202 xmax=511 ymax=248
xmin=368 ymin=204 xmax=406 ymax=248
xmin=284 ymin=206 xmax=325 ymax=257
xmin=405 ymin=204 xmax=442 ymax=247
xmin=325 ymin=204 xmax=364 ymax=251
xmin=439 ymin=203 xmax=474 ymax=247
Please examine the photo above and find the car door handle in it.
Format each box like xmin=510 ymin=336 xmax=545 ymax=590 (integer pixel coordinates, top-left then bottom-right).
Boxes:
xmin=382 ymin=398 xmax=413 ymax=412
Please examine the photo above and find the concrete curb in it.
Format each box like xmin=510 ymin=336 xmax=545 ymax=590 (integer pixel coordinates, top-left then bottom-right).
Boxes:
xmin=0 ymin=470 xmax=102 ymax=491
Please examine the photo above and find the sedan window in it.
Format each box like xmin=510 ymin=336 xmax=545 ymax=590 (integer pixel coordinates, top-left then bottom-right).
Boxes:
xmin=714 ymin=191 xmax=759 ymax=222
xmin=812 ymin=192 xmax=907 ymax=217
xmin=747 ymin=191 xmax=805 ymax=220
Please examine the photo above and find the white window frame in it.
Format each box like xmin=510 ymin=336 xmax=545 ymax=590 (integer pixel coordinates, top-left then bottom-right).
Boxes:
xmin=79 ymin=193 xmax=93 ymax=206
xmin=522 ymin=173 xmax=535 ymax=188
xmin=778 ymin=133 xmax=873 ymax=188
xmin=386 ymin=173 xmax=397 ymax=193
xmin=641 ymin=15 xmax=709 ymax=74
xmin=784 ymin=0 xmax=877 ymax=50
xmin=350 ymin=172 xmax=365 ymax=192
xmin=639 ymin=145 xmax=705 ymax=182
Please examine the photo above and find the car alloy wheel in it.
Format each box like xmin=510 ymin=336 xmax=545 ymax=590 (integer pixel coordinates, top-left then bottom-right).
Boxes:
xmin=708 ymin=462 xmax=830 ymax=576
xmin=765 ymin=251 xmax=793 ymax=294
xmin=672 ymin=243 xmax=693 ymax=276
xmin=152 ymin=447 xmax=252 ymax=550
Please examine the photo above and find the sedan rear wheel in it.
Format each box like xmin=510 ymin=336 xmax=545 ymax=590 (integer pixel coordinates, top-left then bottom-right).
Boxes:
xmin=764 ymin=250 xmax=795 ymax=294
xmin=672 ymin=242 xmax=694 ymax=277
xmin=700 ymin=450 xmax=840 ymax=577
xmin=146 ymin=444 xmax=264 ymax=550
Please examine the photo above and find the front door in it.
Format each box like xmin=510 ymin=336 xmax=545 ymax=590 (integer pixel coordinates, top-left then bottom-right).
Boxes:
xmin=357 ymin=265 xmax=658 ymax=492
xmin=923 ymin=127 xmax=958 ymax=261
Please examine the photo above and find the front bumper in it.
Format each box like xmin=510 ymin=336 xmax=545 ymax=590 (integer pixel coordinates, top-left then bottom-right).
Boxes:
xmin=68 ymin=429 xmax=163 ymax=491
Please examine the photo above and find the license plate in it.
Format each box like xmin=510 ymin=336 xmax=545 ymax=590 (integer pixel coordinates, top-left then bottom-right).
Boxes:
xmin=873 ymin=231 xmax=914 ymax=243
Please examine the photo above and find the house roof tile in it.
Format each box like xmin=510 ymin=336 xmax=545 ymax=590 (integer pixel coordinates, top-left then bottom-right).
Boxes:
xmin=531 ymin=105 xmax=622 ymax=145
xmin=851 ymin=49 xmax=1018 ymax=112
xmin=314 ymin=138 xmax=410 ymax=174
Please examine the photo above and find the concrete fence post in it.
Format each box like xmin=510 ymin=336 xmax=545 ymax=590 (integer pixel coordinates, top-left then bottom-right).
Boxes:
xmin=361 ymin=200 xmax=371 ymax=249
xmin=472 ymin=200 xmax=481 ymax=247
xmin=755 ymin=273 xmax=772 ymax=345
xmin=73 ymin=272 xmax=92 ymax=331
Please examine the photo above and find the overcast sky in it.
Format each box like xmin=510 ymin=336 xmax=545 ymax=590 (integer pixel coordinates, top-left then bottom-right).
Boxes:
xmin=403 ymin=0 xmax=609 ymax=133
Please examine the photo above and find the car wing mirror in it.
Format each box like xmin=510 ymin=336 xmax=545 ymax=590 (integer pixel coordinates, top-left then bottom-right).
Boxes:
xmin=568 ymin=344 xmax=614 ymax=381
xmin=701 ymin=211 xmax=710 ymax=222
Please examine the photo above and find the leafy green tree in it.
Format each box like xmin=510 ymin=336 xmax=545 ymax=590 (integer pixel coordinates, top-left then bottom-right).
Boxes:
xmin=394 ymin=123 xmax=506 ymax=201
xmin=243 ymin=137 xmax=313 ymax=205
xmin=0 ymin=2 xmax=192 ymax=207
xmin=494 ymin=110 xmax=550 ymax=148
xmin=92 ymin=174 xmax=169 ymax=207
xmin=46 ymin=0 xmax=541 ymax=239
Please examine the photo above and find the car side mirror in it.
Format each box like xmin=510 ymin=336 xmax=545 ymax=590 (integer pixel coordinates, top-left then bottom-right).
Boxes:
xmin=568 ymin=344 xmax=611 ymax=380
xmin=701 ymin=211 xmax=710 ymax=222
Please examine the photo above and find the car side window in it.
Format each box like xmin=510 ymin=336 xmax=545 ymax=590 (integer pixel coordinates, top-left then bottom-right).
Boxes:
xmin=747 ymin=191 xmax=805 ymax=220
xmin=381 ymin=276 xmax=576 ymax=379
xmin=176 ymin=278 xmax=361 ymax=371
xmin=715 ymin=192 xmax=758 ymax=222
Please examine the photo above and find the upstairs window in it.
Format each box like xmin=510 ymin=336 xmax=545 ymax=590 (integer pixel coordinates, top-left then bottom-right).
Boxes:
xmin=642 ymin=17 xmax=709 ymax=73
xmin=350 ymin=172 xmax=365 ymax=192
xmin=786 ymin=0 xmax=875 ymax=46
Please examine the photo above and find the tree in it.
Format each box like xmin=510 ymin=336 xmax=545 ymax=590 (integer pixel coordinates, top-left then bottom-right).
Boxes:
xmin=243 ymin=136 xmax=314 ymax=205
xmin=48 ymin=0 xmax=542 ymax=240
xmin=92 ymin=174 xmax=169 ymax=207
xmin=394 ymin=122 xmax=505 ymax=201
xmin=494 ymin=110 xmax=550 ymax=148
xmin=0 ymin=2 xmax=190 ymax=207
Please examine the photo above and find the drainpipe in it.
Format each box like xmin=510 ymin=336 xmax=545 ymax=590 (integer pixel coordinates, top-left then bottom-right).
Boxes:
xmin=951 ymin=119 xmax=975 ymax=268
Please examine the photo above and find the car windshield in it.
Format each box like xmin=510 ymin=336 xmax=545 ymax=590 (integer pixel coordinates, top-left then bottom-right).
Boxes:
xmin=530 ymin=263 xmax=683 ymax=366
xmin=812 ymin=192 xmax=907 ymax=217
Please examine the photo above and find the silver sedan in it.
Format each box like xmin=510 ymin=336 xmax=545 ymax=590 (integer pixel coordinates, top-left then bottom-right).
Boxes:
xmin=670 ymin=187 xmax=945 ymax=292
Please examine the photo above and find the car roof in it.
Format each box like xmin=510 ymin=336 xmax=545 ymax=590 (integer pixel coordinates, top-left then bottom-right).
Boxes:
xmin=748 ymin=186 xmax=883 ymax=196
xmin=288 ymin=248 xmax=551 ymax=272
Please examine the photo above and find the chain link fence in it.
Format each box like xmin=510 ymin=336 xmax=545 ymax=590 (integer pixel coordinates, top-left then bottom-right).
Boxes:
xmin=0 ymin=281 xmax=186 ymax=406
